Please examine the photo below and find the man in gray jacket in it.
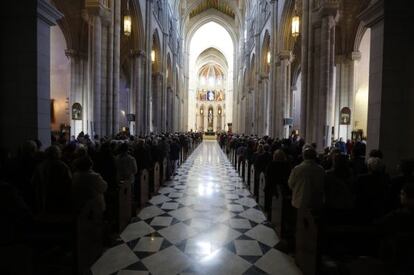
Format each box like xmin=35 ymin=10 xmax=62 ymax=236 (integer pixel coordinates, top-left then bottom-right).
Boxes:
xmin=288 ymin=146 xmax=325 ymax=209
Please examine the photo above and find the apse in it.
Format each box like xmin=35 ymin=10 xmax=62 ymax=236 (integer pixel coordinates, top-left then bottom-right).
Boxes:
xmin=188 ymin=21 xmax=234 ymax=132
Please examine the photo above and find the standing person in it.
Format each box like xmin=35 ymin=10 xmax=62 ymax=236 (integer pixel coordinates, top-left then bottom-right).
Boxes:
xmin=288 ymin=146 xmax=325 ymax=210
xmin=115 ymin=143 xmax=137 ymax=187
xmin=265 ymin=150 xmax=291 ymax=219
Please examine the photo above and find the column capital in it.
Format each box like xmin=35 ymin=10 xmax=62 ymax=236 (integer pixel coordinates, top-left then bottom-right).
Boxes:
xmin=318 ymin=0 xmax=340 ymax=15
xmin=152 ymin=72 xmax=164 ymax=79
xmin=130 ymin=49 xmax=146 ymax=58
xmin=351 ymin=51 xmax=361 ymax=61
xmin=65 ymin=49 xmax=87 ymax=59
xmin=84 ymin=0 xmax=111 ymax=18
xmin=260 ymin=74 xmax=270 ymax=81
xmin=278 ymin=50 xmax=293 ymax=62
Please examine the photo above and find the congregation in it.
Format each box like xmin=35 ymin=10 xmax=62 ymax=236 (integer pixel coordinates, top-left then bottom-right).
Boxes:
xmin=218 ymin=132 xmax=414 ymax=274
xmin=0 ymin=131 xmax=202 ymax=274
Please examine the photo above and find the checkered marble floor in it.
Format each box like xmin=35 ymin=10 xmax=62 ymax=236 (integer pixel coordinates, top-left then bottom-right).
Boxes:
xmin=91 ymin=141 xmax=302 ymax=275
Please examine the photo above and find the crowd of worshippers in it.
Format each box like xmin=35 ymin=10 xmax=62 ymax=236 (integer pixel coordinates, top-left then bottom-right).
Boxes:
xmin=0 ymin=131 xmax=202 ymax=270
xmin=218 ymin=132 xmax=414 ymax=273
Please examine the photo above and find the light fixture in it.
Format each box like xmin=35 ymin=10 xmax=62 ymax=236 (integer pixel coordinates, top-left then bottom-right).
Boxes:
xmin=218 ymin=109 xmax=222 ymax=115
xmin=200 ymin=108 xmax=204 ymax=115
xmin=123 ymin=0 xmax=131 ymax=36
xmin=267 ymin=51 xmax=271 ymax=64
xmin=291 ymin=13 xmax=300 ymax=37
xmin=151 ymin=50 xmax=155 ymax=63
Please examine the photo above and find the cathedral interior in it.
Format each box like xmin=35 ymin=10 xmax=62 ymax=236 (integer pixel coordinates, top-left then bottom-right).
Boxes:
xmin=1 ymin=0 xmax=414 ymax=274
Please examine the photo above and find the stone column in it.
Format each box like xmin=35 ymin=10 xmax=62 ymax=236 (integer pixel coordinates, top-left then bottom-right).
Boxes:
xmin=112 ymin=0 xmax=120 ymax=135
xmin=360 ymin=0 xmax=414 ymax=171
xmin=269 ymin=0 xmax=278 ymax=137
xmin=300 ymin=0 xmax=310 ymax=140
xmin=106 ymin=0 xmax=114 ymax=137
xmin=279 ymin=50 xmax=293 ymax=138
xmin=144 ymin=1 xmax=153 ymax=135
xmin=85 ymin=2 xmax=104 ymax=137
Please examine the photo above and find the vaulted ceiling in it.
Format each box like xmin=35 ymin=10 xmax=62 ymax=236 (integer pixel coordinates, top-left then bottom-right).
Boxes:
xmin=189 ymin=0 xmax=235 ymax=19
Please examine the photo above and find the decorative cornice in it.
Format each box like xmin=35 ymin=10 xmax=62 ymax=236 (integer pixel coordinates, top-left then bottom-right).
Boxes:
xmin=37 ymin=0 xmax=63 ymax=26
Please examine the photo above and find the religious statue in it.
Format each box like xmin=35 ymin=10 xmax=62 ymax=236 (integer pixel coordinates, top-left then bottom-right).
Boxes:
xmin=208 ymin=109 xmax=213 ymax=124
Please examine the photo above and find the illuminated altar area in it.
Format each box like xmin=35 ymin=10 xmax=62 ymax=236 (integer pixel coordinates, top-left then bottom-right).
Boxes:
xmin=187 ymin=22 xmax=233 ymax=133
xmin=195 ymin=63 xmax=227 ymax=132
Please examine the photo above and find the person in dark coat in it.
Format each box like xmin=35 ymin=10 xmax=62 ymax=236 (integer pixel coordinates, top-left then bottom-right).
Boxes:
xmin=265 ymin=150 xmax=291 ymax=217
xmin=355 ymin=157 xmax=390 ymax=223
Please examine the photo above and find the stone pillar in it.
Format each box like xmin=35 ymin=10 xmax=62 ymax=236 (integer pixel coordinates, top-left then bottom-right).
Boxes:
xmin=269 ymin=0 xmax=278 ymax=137
xmin=0 ymin=0 xmax=62 ymax=150
xmin=360 ymin=0 xmax=414 ymax=171
xmin=300 ymin=0 xmax=310 ymax=140
xmin=106 ymin=0 xmax=114 ymax=137
xmin=279 ymin=50 xmax=293 ymax=138
xmin=112 ymin=0 xmax=120 ymax=135
xmin=303 ymin=0 xmax=338 ymax=149
xmin=88 ymin=9 xmax=102 ymax=137
xmin=144 ymin=1 xmax=153 ymax=135
xmin=151 ymin=73 xmax=163 ymax=133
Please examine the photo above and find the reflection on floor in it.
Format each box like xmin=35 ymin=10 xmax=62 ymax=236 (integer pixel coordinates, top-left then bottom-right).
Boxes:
xmin=91 ymin=140 xmax=302 ymax=275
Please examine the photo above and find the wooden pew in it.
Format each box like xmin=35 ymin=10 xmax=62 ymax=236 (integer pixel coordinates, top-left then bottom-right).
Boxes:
xmin=295 ymin=208 xmax=319 ymax=275
xmin=76 ymin=197 xmax=104 ymax=275
xmin=139 ymin=169 xmax=149 ymax=209
xmin=237 ymin=156 xmax=242 ymax=175
xmin=233 ymin=149 xmax=238 ymax=168
xmin=270 ymin=186 xmax=283 ymax=234
xmin=153 ymin=162 xmax=160 ymax=194
xmin=241 ymin=159 xmax=246 ymax=181
xmin=117 ymin=181 xmax=131 ymax=232
xmin=258 ymin=172 xmax=266 ymax=209
xmin=244 ymin=160 xmax=249 ymax=183
xmin=250 ymin=165 xmax=255 ymax=196
xmin=162 ymin=158 xmax=168 ymax=183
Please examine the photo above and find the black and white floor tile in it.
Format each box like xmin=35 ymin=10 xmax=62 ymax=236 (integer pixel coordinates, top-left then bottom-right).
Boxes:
xmin=91 ymin=141 xmax=302 ymax=275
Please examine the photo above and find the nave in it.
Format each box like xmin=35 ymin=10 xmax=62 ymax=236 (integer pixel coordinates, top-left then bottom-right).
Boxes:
xmin=92 ymin=141 xmax=301 ymax=275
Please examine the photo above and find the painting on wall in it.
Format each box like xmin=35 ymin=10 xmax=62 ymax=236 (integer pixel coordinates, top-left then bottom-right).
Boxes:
xmin=340 ymin=107 xmax=351 ymax=125
xmin=72 ymin=102 xmax=82 ymax=120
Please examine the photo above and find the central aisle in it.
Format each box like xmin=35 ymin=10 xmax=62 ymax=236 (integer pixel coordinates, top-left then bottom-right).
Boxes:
xmin=92 ymin=141 xmax=302 ymax=275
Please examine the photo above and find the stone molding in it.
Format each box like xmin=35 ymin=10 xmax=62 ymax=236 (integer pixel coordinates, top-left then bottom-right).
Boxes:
xmin=37 ymin=0 xmax=63 ymax=26
xmin=358 ymin=0 xmax=384 ymax=28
